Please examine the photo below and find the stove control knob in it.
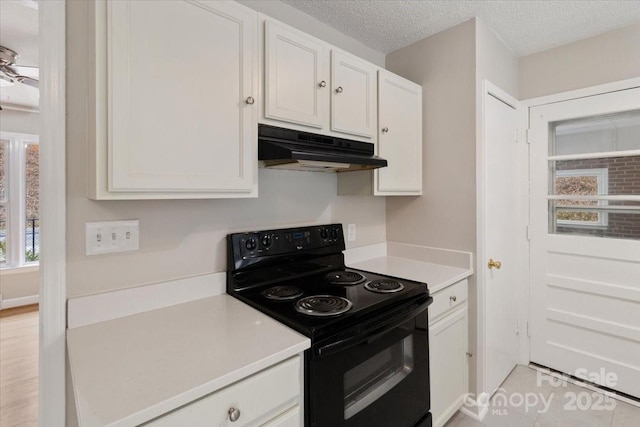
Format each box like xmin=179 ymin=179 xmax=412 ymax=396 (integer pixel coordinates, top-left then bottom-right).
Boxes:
xmin=245 ymin=238 xmax=257 ymax=251
xmin=320 ymin=228 xmax=329 ymax=239
xmin=330 ymin=228 xmax=339 ymax=239
xmin=261 ymin=235 xmax=272 ymax=248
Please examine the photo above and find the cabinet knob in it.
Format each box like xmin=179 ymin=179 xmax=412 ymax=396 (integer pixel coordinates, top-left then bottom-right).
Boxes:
xmin=245 ymin=96 xmax=255 ymax=105
xmin=228 ymin=407 xmax=241 ymax=422
xmin=319 ymin=80 xmax=327 ymax=88
xmin=381 ymin=127 xmax=389 ymax=133
xmin=450 ymin=295 xmax=457 ymax=302
xmin=335 ymin=86 xmax=343 ymax=93
xmin=488 ymin=258 xmax=502 ymax=269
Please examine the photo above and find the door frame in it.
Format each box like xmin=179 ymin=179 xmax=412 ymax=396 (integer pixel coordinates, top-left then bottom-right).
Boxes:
xmin=474 ymin=80 xmax=524 ymax=411
xmin=39 ymin=0 xmax=67 ymax=425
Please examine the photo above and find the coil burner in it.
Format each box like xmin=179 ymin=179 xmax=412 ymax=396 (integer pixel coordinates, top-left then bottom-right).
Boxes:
xmin=294 ymin=295 xmax=353 ymax=316
xmin=262 ymin=286 xmax=304 ymax=301
xmin=364 ymin=279 xmax=404 ymax=294
xmin=325 ymin=271 xmax=367 ymax=286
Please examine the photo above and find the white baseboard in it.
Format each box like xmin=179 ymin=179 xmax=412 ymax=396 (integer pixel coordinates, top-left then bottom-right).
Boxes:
xmin=0 ymin=294 xmax=39 ymax=310
xmin=67 ymin=272 xmax=226 ymax=329
xmin=459 ymin=394 xmax=489 ymax=422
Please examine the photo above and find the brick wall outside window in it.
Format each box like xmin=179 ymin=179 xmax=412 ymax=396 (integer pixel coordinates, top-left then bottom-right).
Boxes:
xmin=555 ymin=156 xmax=640 ymax=239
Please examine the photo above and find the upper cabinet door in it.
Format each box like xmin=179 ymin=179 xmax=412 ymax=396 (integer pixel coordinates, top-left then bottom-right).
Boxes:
xmin=107 ymin=1 xmax=257 ymax=194
xmin=376 ymin=70 xmax=423 ymax=195
xmin=330 ymin=50 xmax=377 ymax=138
xmin=265 ymin=21 xmax=327 ymax=129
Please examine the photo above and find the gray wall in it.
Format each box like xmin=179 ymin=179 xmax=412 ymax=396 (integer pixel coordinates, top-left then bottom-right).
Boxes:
xmin=385 ymin=17 xmax=519 ymax=397
xmin=519 ymin=22 xmax=640 ymax=100
xmin=385 ymin=20 xmax=476 ymax=253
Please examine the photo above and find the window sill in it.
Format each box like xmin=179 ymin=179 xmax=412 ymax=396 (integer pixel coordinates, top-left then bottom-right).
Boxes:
xmin=0 ymin=264 xmax=40 ymax=275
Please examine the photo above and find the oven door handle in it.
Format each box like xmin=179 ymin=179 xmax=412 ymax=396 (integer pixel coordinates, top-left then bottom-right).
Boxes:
xmin=315 ymin=298 xmax=430 ymax=358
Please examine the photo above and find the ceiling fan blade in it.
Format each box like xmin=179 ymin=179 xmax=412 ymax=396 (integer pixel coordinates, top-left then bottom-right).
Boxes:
xmin=1 ymin=65 xmax=39 ymax=89
xmin=17 ymin=75 xmax=39 ymax=89
xmin=12 ymin=65 xmax=39 ymax=78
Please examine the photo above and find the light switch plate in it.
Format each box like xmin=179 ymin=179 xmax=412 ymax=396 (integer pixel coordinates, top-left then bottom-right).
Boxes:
xmin=347 ymin=224 xmax=356 ymax=242
xmin=86 ymin=220 xmax=140 ymax=256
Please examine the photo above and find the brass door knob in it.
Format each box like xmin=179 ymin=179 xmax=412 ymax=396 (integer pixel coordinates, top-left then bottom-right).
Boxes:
xmin=488 ymin=259 xmax=502 ymax=269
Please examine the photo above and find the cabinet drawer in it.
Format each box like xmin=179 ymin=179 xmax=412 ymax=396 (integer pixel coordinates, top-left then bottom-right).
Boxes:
xmin=429 ymin=279 xmax=468 ymax=322
xmin=146 ymin=356 xmax=301 ymax=426
xmin=262 ymin=405 xmax=300 ymax=427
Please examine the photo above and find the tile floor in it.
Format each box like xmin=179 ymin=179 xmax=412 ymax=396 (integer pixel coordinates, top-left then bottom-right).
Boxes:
xmin=445 ymin=366 xmax=640 ymax=427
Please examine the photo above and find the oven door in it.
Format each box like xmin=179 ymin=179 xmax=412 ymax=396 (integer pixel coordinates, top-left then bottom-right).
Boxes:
xmin=307 ymin=298 xmax=431 ymax=427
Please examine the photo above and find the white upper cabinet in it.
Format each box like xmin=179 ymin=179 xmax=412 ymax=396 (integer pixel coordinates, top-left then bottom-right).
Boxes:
xmin=375 ymin=70 xmax=423 ymax=195
xmin=331 ymin=50 xmax=377 ymax=138
xmin=90 ymin=0 xmax=258 ymax=199
xmin=264 ymin=21 xmax=328 ymax=129
xmin=262 ymin=19 xmax=378 ymax=140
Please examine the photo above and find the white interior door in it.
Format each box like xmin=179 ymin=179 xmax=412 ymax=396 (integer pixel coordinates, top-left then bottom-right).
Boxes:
xmin=529 ymin=87 xmax=640 ymax=398
xmin=482 ymin=86 xmax=522 ymax=395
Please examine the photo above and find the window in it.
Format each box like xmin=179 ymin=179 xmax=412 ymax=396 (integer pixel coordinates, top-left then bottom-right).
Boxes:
xmin=0 ymin=132 xmax=40 ymax=268
xmin=555 ymin=168 xmax=608 ymax=227
xmin=549 ymin=110 xmax=640 ymax=240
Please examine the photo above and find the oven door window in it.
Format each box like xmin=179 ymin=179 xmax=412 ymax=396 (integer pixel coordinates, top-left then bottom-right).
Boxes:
xmin=344 ymin=335 xmax=414 ymax=419
xmin=308 ymin=311 xmax=429 ymax=427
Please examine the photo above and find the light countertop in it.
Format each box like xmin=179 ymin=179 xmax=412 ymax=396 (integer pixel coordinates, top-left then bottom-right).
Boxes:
xmin=350 ymin=256 xmax=472 ymax=294
xmin=67 ymin=295 xmax=310 ymax=427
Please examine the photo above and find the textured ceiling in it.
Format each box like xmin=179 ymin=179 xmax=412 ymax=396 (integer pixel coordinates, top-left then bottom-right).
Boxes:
xmin=282 ymin=0 xmax=640 ymax=56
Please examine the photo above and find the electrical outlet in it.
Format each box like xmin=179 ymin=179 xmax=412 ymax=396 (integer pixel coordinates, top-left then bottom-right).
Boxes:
xmin=86 ymin=220 xmax=140 ymax=255
xmin=347 ymin=224 xmax=356 ymax=242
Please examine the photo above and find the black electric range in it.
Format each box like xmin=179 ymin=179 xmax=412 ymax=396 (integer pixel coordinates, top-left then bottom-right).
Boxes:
xmin=227 ymin=224 xmax=432 ymax=427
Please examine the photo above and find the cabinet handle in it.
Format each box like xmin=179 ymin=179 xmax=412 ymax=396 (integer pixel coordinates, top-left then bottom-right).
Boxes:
xmin=381 ymin=127 xmax=389 ymax=133
xmin=319 ymin=80 xmax=327 ymax=88
xmin=245 ymin=96 xmax=255 ymax=105
xmin=450 ymin=295 xmax=457 ymax=302
xmin=228 ymin=407 xmax=241 ymax=422
xmin=335 ymin=86 xmax=343 ymax=93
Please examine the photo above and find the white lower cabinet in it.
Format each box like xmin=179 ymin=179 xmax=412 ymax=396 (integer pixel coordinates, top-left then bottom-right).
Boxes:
xmin=262 ymin=406 xmax=300 ymax=427
xmin=144 ymin=356 xmax=302 ymax=426
xmin=429 ymin=280 xmax=469 ymax=427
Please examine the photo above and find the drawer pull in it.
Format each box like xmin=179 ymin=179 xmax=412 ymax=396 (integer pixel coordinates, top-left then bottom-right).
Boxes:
xmin=228 ymin=407 xmax=241 ymax=422
xmin=450 ymin=295 xmax=457 ymax=302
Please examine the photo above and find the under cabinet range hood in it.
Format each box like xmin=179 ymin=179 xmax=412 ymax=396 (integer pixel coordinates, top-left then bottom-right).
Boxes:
xmin=258 ymin=124 xmax=388 ymax=172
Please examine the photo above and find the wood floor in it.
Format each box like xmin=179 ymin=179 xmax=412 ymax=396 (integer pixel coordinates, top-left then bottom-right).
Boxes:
xmin=0 ymin=305 xmax=38 ymax=427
